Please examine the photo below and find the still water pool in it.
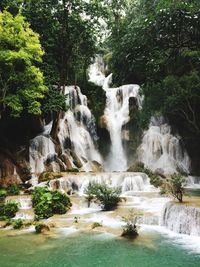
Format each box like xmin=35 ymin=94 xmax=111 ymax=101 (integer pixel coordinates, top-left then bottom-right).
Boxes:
xmin=0 ymin=230 xmax=199 ymax=267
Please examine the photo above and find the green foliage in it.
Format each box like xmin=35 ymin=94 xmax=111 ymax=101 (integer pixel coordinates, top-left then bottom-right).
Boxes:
xmin=42 ymin=86 xmax=67 ymax=114
xmin=128 ymin=162 xmax=162 ymax=188
xmin=121 ymin=209 xmax=139 ymax=238
xmin=35 ymin=223 xmax=50 ymax=234
xmin=85 ymin=182 xmax=121 ymax=211
xmin=166 ymin=173 xmax=187 ymax=203
xmin=7 ymin=185 xmax=20 ymax=195
xmin=105 ymin=0 xmax=200 ymax=134
xmin=13 ymin=218 xmax=24 ymax=229
xmin=81 ymin=81 xmax=106 ymax=120
xmin=0 ymin=201 xmax=19 ymax=220
xmin=0 ymin=189 xmax=7 ymax=201
xmin=32 ymin=187 xmax=71 ymax=219
xmin=23 ymin=0 xmax=104 ymax=86
xmin=0 ymin=11 xmax=47 ymax=117
xmin=91 ymin=222 xmax=102 ymax=229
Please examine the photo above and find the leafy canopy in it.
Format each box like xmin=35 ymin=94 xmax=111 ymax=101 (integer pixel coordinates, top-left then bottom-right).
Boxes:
xmin=0 ymin=11 xmax=47 ymax=117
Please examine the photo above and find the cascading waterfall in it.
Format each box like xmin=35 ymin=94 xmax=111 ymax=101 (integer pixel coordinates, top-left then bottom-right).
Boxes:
xmin=89 ymin=56 xmax=142 ymax=171
xmin=29 ymin=134 xmax=57 ymax=173
xmin=138 ymin=116 xmax=190 ymax=174
xmin=89 ymin=55 xmax=106 ymax=87
xmin=48 ymin=172 xmax=154 ymax=195
xmin=103 ymin=77 xmax=142 ymax=171
xmin=161 ymin=202 xmax=200 ymax=236
xmin=58 ymin=86 xmax=102 ymax=168
xmin=29 ymin=85 xmax=102 ymax=173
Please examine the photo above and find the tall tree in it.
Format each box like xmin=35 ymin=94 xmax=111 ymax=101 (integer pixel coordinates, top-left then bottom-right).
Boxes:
xmin=0 ymin=10 xmax=47 ymax=118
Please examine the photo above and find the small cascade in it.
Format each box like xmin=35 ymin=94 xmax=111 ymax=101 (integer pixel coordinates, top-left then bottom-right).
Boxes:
xmin=187 ymin=176 xmax=200 ymax=188
xmin=29 ymin=135 xmax=57 ymax=173
xmin=138 ymin=117 xmax=190 ymax=174
xmin=58 ymin=86 xmax=102 ymax=168
xmin=88 ymin=55 xmax=106 ymax=87
xmin=48 ymin=172 xmax=154 ymax=195
xmin=6 ymin=196 xmax=34 ymax=220
xmin=29 ymin=85 xmax=102 ymax=174
xmin=161 ymin=202 xmax=200 ymax=236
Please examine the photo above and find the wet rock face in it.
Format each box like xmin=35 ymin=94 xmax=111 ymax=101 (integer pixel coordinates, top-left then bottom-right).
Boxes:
xmin=0 ymin=153 xmax=22 ymax=187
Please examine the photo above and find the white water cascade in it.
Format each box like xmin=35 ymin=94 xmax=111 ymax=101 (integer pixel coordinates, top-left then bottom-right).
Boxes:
xmin=29 ymin=134 xmax=57 ymax=173
xmin=89 ymin=56 xmax=142 ymax=171
xmin=48 ymin=172 xmax=154 ymax=195
xmin=29 ymin=85 xmax=102 ymax=173
xmin=138 ymin=117 xmax=190 ymax=174
xmin=58 ymin=86 xmax=102 ymax=169
xmin=161 ymin=202 xmax=200 ymax=236
xmin=104 ymin=77 xmax=142 ymax=171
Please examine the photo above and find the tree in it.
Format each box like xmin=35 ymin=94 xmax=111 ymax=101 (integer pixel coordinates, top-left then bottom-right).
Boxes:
xmin=166 ymin=173 xmax=187 ymax=203
xmin=23 ymin=0 xmax=105 ymax=140
xmin=104 ymin=0 xmax=200 ymax=139
xmin=0 ymin=11 xmax=47 ymax=118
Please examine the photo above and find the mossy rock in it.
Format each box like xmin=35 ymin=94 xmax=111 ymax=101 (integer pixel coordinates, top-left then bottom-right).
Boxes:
xmin=127 ymin=162 xmax=145 ymax=172
xmin=70 ymin=151 xmax=83 ymax=168
xmin=38 ymin=172 xmax=63 ymax=183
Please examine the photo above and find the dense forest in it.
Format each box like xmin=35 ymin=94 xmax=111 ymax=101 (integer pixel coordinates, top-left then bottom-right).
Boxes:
xmin=0 ymin=0 xmax=200 ymax=180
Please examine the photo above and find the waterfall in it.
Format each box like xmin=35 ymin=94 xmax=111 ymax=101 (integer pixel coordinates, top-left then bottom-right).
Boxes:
xmin=48 ymin=172 xmax=154 ymax=195
xmin=138 ymin=117 xmax=190 ymax=174
xmin=103 ymin=79 xmax=142 ymax=171
xmin=187 ymin=176 xmax=200 ymax=188
xmin=29 ymin=135 xmax=58 ymax=173
xmin=89 ymin=56 xmax=142 ymax=171
xmin=161 ymin=202 xmax=200 ymax=236
xmin=29 ymin=85 xmax=102 ymax=174
xmin=58 ymin=86 xmax=102 ymax=167
xmin=88 ymin=55 xmax=106 ymax=87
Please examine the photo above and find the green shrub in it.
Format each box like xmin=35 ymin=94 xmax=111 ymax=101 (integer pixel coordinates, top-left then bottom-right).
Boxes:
xmin=85 ymin=182 xmax=121 ymax=211
xmin=149 ymin=174 xmax=162 ymax=188
xmin=7 ymin=185 xmax=20 ymax=195
xmin=121 ymin=210 xmax=139 ymax=239
xmin=35 ymin=223 xmax=50 ymax=234
xmin=166 ymin=173 xmax=187 ymax=203
xmin=0 ymin=189 xmax=7 ymax=201
xmin=91 ymin=222 xmax=102 ymax=229
xmin=13 ymin=219 xmax=24 ymax=229
xmin=128 ymin=163 xmax=163 ymax=188
xmin=0 ymin=201 xmax=19 ymax=220
xmin=32 ymin=187 xmax=71 ymax=219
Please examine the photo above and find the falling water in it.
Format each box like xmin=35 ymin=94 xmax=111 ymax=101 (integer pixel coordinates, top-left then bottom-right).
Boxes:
xmin=161 ymin=202 xmax=200 ymax=236
xmin=103 ymin=76 xmax=142 ymax=171
xmin=29 ymin=135 xmax=57 ymax=173
xmin=89 ymin=56 xmax=142 ymax=171
xmin=48 ymin=172 xmax=154 ymax=195
xmin=138 ymin=117 xmax=190 ymax=174
xmin=29 ymin=85 xmax=102 ymax=174
xmin=58 ymin=86 xmax=102 ymax=169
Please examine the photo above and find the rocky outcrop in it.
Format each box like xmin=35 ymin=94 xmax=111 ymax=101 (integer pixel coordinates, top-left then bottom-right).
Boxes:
xmin=0 ymin=152 xmax=22 ymax=187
